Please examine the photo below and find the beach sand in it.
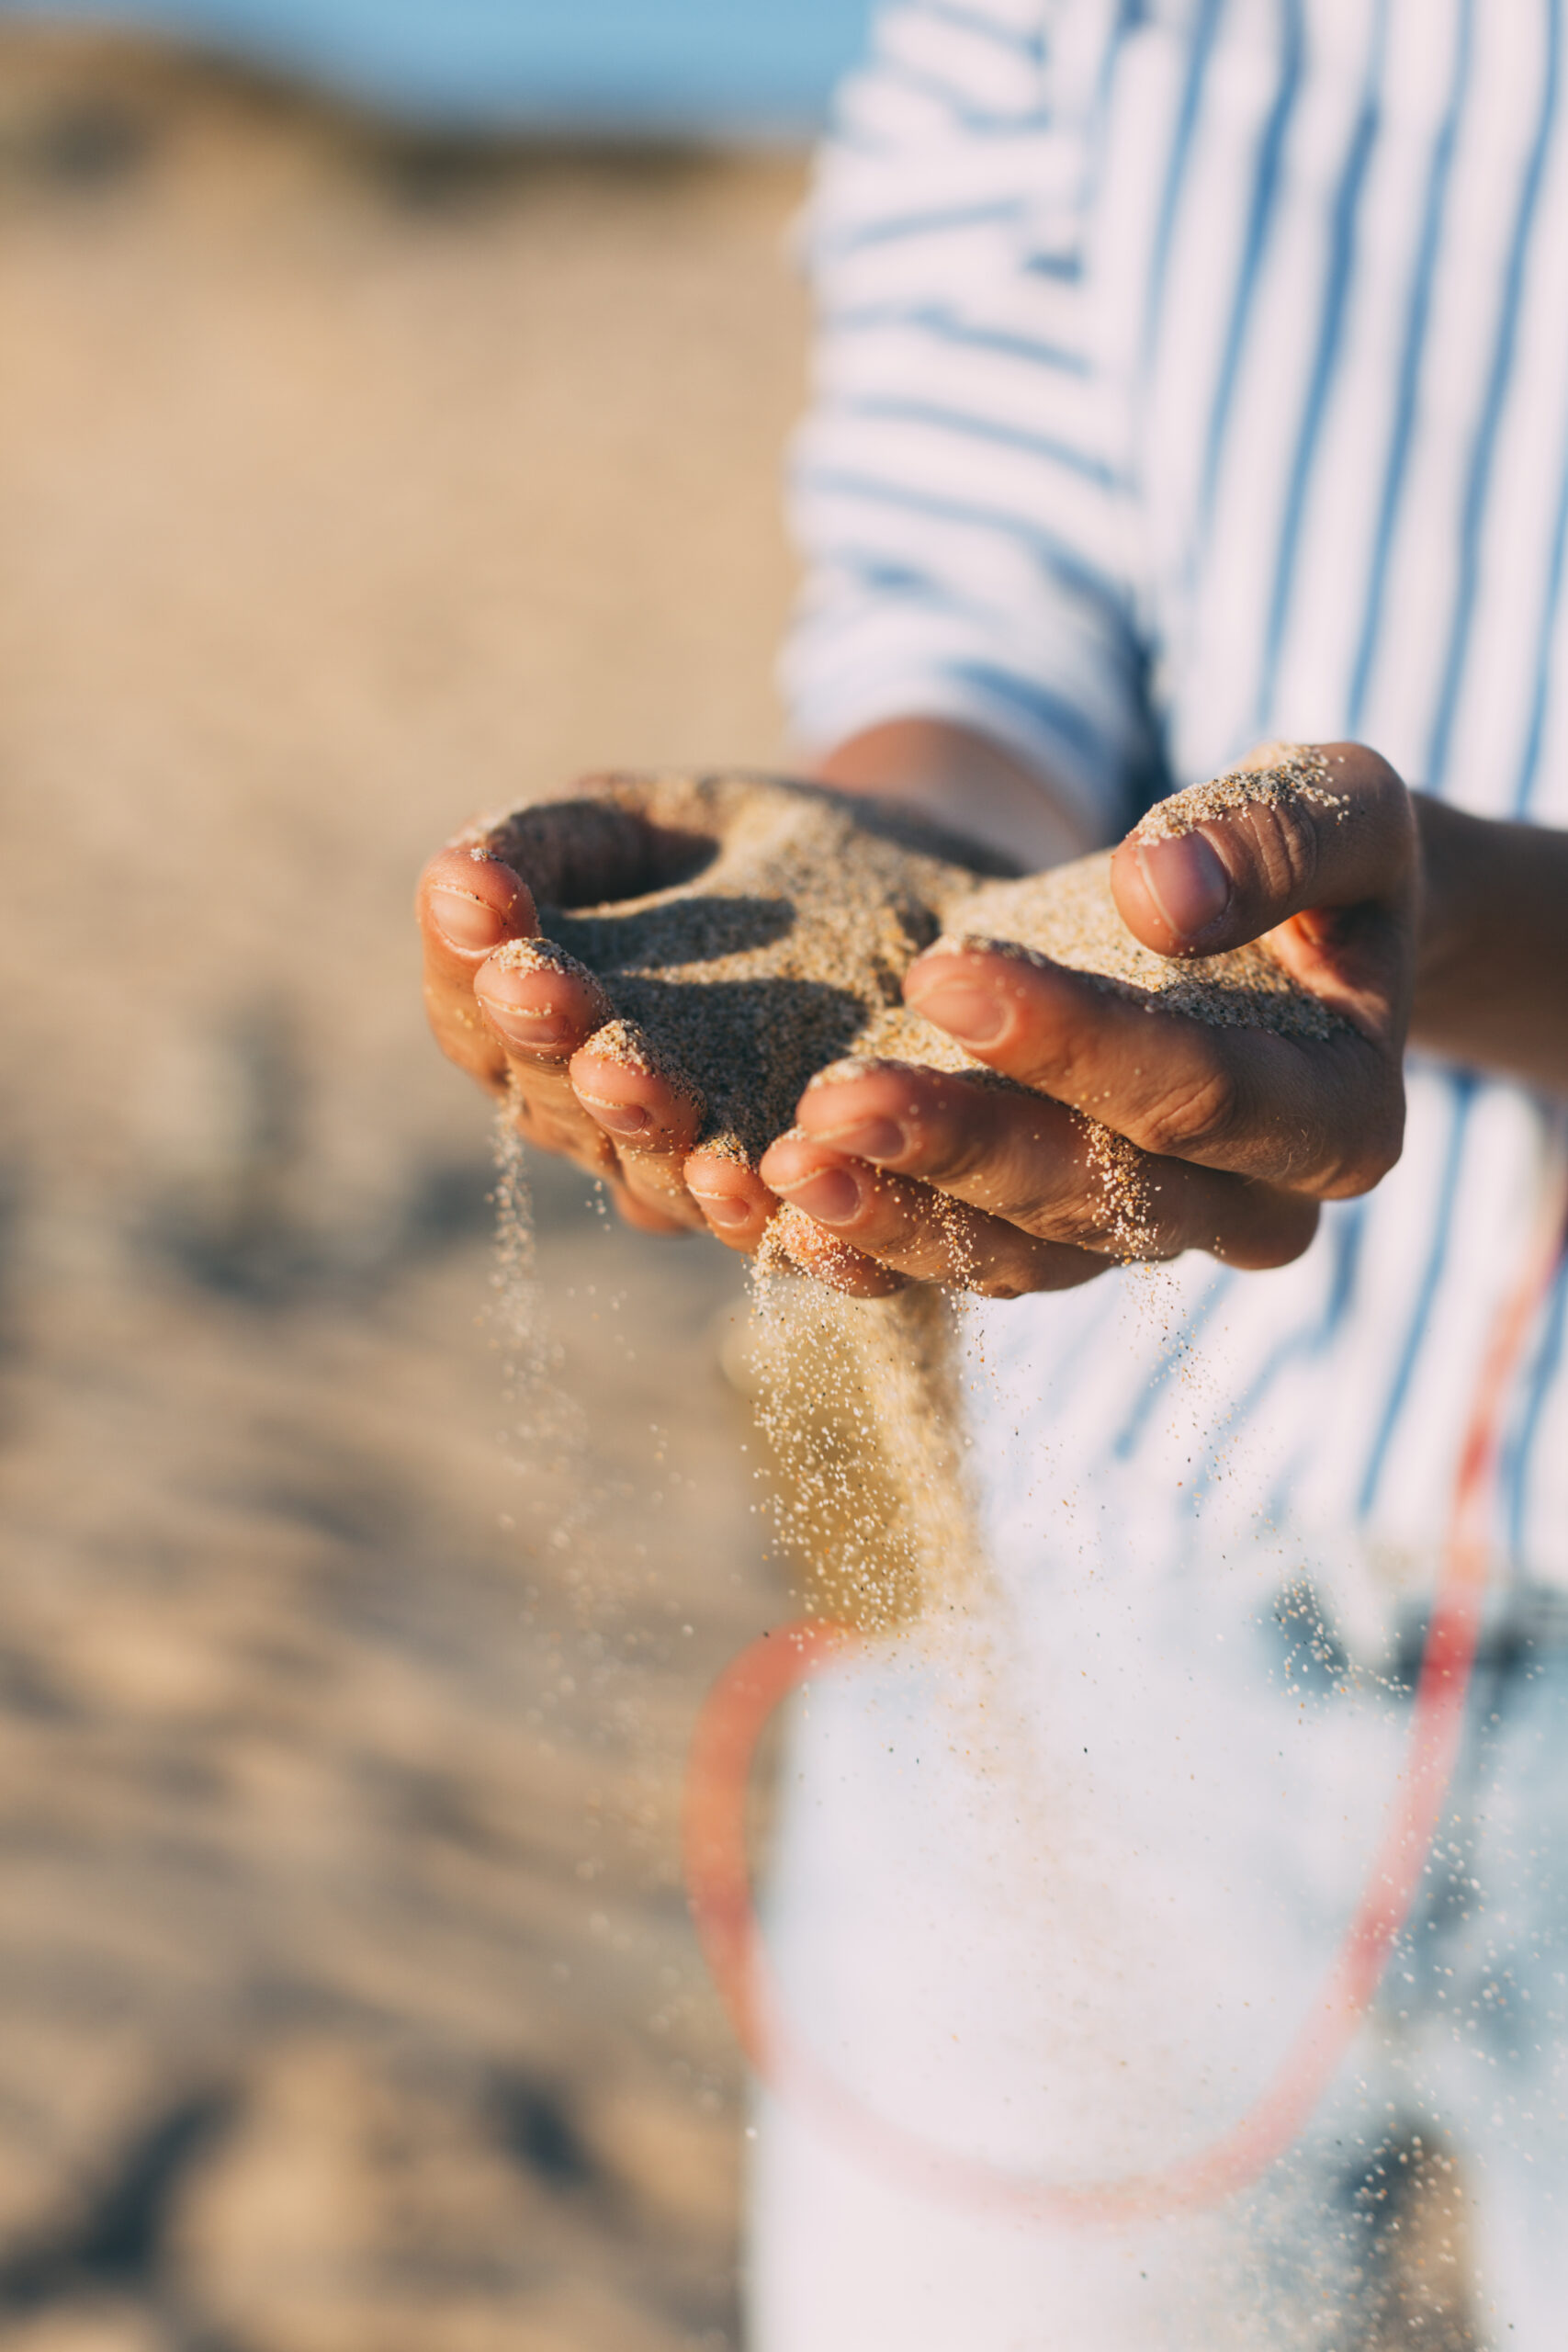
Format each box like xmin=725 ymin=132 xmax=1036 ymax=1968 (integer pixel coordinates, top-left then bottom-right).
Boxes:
xmin=0 ymin=26 xmax=805 ymax=2348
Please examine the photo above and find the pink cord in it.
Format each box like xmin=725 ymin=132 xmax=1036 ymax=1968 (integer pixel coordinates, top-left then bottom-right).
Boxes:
xmin=682 ymin=1161 xmax=1568 ymax=2223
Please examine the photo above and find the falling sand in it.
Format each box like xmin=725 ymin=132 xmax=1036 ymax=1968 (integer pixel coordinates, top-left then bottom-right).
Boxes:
xmin=473 ymin=754 xmax=1345 ymax=1631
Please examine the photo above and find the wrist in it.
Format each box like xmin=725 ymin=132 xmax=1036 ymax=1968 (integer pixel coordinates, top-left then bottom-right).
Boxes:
xmin=1410 ymin=793 xmax=1568 ymax=1088
xmin=1410 ymin=793 xmax=1476 ymax=1018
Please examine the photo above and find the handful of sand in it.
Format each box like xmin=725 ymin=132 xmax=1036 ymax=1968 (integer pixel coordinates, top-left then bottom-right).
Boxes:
xmin=472 ymin=759 xmax=1340 ymax=1168
xmin=477 ymin=756 xmax=1344 ymax=1629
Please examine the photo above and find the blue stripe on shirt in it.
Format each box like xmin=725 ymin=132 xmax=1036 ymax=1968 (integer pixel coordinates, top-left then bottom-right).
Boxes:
xmin=1140 ymin=0 xmax=1226 ymax=377
xmin=941 ymin=659 xmax=1119 ymax=763
xmin=1347 ymin=0 xmax=1474 ymax=741
xmin=825 ymin=197 xmax=1032 ymax=255
xmin=1426 ymin=3 xmax=1563 ymax=793
xmin=1197 ymin=0 xmax=1306 ymax=540
xmin=1512 ymin=414 xmax=1568 ymax=817
xmin=832 ymin=394 xmax=1119 ymax=483
xmin=828 ymin=303 xmax=1089 ymax=375
xmin=821 ymin=548 xmax=979 ymax=610
xmin=792 ymin=462 xmax=1125 ymax=604
xmin=871 ymin=55 xmax=1052 ymax=132
xmin=903 ymin=1 xmax=1044 ymax=62
xmin=1503 ymin=1250 xmax=1568 ymax=1566
xmin=1356 ymin=1075 xmax=1476 ymax=1521
xmin=1023 ymin=250 xmax=1084 ymax=282
xmin=1255 ymin=0 xmax=1390 ymax=734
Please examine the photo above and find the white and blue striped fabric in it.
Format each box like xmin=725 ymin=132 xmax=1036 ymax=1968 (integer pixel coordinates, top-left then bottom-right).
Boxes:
xmin=784 ymin=0 xmax=1568 ymax=1616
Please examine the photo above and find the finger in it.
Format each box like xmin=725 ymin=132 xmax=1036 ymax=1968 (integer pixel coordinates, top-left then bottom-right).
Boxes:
xmin=759 ymin=1126 xmax=1109 ymax=1295
xmin=426 ymin=768 xmax=724 ymax=1082
xmin=790 ymin=1061 xmax=1322 ymax=1270
xmin=418 ymin=843 xmax=536 ymax=1089
xmin=761 ymin=1204 xmax=909 ymax=1298
xmin=568 ymin=1023 xmax=709 ymax=1233
xmin=473 ymin=940 xmax=623 ymax=1180
xmin=477 ymin=936 xmax=614 ymax=1061
xmin=904 ymin=942 xmax=1403 ymax=1198
xmin=502 ymin=1061 xmax=618 ymax=1181
xmin=1111 ymin=741 xmax=1416 ymax=1023
xmin=602 ymin=1170 xmax=694 ymax=1237
xmin=476 ymin=954 xmax=706 ymax=1227
xmin=499 ymin=1093 xmax=690 ymax=1235
xmin=569 ymin=1024 xmax=705 ymax=1156
xmin=683 ymin=1150 xmax=780 ymax=1256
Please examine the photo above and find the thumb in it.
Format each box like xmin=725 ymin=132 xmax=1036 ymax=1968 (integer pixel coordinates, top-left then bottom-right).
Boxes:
xmin=1110 ymin=742 xmax=1416 ymax=959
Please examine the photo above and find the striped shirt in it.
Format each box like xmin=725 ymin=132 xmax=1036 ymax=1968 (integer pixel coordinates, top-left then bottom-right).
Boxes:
xmin=784 ymin=0 xmax=1568 ymax=1618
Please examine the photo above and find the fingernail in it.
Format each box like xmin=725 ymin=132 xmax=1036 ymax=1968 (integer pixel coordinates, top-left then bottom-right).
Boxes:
xmin=429 ymin=887 xmax=507 ymax=955
xmin=691 ymin=1190 xmax=752 ymax=1229
xmin=578 ymin=1094 xmax=651 ymax=1138
xmin=1135 ymin=832 xmax=1230 ymax=940
xmin=775 ymin=1167 xmax=863 ymax=1226
xmin=480 ymin=1001 xmax=571 ymax=1052
xmin=904 ymin=976 xmax=1008 ymax=1046
xmin=810 ymin=1116 xmax=906 ymax=1161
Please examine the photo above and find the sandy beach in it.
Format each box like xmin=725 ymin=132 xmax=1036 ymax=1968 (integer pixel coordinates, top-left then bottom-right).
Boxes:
xmin=0 ymin=26 xmax=807 ymax=2347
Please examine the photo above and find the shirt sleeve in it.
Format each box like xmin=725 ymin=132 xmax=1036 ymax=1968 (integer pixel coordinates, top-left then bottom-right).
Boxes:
xmin=782 ymin=0 xmax=1156 ymax=842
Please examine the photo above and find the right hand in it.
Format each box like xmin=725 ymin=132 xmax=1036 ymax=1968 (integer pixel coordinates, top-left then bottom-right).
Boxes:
xmin=418 ymin=776 xmax=895 ymax=1282
xmin=760 ymin=742 xmax=1416 ymax=1295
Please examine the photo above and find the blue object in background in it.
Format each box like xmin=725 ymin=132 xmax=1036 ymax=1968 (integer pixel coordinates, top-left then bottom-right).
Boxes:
xmin=0 ymin=0 xmax=878 ymax=133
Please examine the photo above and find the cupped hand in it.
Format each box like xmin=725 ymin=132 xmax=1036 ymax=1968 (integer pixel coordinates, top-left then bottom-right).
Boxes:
xmin=760 ymin=743 xmax=1418 ymax=1296
xmin=417 ymin=775 xmax=899 ymax=1287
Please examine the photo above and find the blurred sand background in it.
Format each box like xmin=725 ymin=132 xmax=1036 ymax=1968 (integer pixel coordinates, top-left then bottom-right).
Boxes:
xmin=0 ymin=25 xmax=807 ymax=2347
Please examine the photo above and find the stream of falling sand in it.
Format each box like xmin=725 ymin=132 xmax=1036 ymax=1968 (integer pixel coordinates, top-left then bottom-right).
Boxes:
xmin=491 ymin=1102 xmax=592 ymax=1560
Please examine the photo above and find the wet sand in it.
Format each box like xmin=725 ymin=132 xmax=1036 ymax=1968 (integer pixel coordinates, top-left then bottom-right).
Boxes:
xmin=0 ymin=27 xmax=804 ymax=2348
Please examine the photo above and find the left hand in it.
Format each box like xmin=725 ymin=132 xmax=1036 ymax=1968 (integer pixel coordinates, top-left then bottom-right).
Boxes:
xmin=757 ymin=742 xmax=1419 ymax=1297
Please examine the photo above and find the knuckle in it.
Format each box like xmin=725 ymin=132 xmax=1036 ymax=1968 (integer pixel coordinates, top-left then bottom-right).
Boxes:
xmin=1346 ymin=742 xmax=1409 ymax=809
xmin=939 ymin=1092 xmax=1065 ymax=1212
xmin=922 ymin=1118 xmax=999 ymax=1194
xmin=900 ymin=1077 xmax=999 ymax=1181
xmin=1008 ymin=1023 xmax=1095 ymax=1102
xmin=874 ymin=1188 xmax=930 ymax=1254
xmin=976 ymin=1130 xmax=1115 ymax=1248
xmin=963 ymin=1171 xmax=1057 ymax=1244
xmin=1021 ymin=1184 xmax=1121 ymax=1255
xmin=1323 ymin=1125 xmax=1404 ymax=1198
xmin=1244 ymin=798 xmax=1320 ymax=902
xmin=1137 ymin=1063 xmax=1241 ymax=1159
